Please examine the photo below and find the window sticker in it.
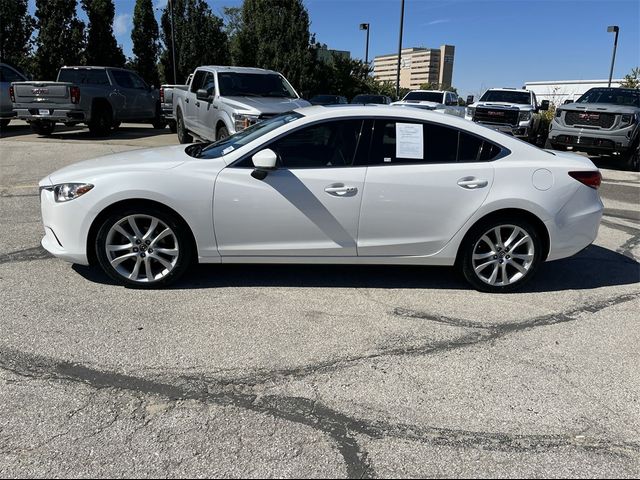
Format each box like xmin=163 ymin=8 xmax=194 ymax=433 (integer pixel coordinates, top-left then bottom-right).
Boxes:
xmin=395 ymin=123 xmax=423 ymax=159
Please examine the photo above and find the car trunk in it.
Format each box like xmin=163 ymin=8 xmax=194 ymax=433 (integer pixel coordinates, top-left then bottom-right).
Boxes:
xmin=12 ymin=82 xmax=72 ymax=105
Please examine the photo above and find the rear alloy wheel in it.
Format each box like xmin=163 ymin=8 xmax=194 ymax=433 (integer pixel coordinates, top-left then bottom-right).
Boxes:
xmin=30 ymin=121 xmax=56 ymax=136
xmin=460 ymin=219 xmax=542 ymax=293
xmin=176 ymin=109 xmax=192 ymax=144
xmin=96 ymin=208 xmax=192 ymax=288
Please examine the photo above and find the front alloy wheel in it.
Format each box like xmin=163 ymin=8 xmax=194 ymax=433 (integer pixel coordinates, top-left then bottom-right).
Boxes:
xmin=461 ymin=219 xmax=542 ymax=293
xmin=96 ymin=208 xmax=191 ymax=288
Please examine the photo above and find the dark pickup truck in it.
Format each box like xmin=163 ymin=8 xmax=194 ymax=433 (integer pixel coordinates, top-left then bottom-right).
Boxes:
xmin=11 ymin=66 xmax=165 ymax=136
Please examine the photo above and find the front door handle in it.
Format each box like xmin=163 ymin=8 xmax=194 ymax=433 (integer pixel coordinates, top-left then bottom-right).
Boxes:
xmin=457 ymin=177 xmax=488 ymax=189
xmin=325 ymin=184 xmax=358 ymax=196
xmin=195 ymin=101 xmax=200 ymax=107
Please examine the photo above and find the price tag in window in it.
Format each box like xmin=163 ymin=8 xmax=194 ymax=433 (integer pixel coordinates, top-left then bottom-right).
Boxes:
xmin=395 ymin=123 xmax=423 ymax=159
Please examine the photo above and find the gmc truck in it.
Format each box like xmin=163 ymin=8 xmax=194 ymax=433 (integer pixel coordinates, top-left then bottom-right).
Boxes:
xmin=11 ymin=66 xmax=165 ymax=136
xmin=465 ymin=88 xmax=549 ymax=144
xmin=391 ymin=90 xmax=465 ymax=117
xmin=172 ymin=66 xmax=310 ymax=143
xmin=548 ymin=87 xmax=639 ymax=170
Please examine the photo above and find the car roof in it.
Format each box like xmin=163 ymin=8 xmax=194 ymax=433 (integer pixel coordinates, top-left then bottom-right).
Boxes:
xmin=197 ymin=66 xmax=280 ymax=75
xmin=486 ymin=88 xmax=531 ymax=93
xmin=407 ymin=90 xmax=447 ymax=94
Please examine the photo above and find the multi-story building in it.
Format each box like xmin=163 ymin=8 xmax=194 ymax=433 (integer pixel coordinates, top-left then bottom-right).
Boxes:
xmin=373 ymin=45 xmax=455 ymax=90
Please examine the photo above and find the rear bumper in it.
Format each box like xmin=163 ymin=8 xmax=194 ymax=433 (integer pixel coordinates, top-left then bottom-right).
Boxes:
xmin=15 ymin=108 xmax=86 ymax=123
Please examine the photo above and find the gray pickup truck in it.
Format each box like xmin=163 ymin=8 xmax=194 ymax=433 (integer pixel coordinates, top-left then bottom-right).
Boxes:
xmin=548 ymin=87 xmax=639 ymax=170
xmin=172 ymin=66 xmax=310 ymax=143
xmin=12 ymin=66 xmax=164 ymax=136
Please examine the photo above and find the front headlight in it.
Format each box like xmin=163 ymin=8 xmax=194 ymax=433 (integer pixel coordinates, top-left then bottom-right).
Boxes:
xmin=52 ymin=183 xmax=94 ymax=202
xmin=466 ymin=107 xmax=475 ymax=117
xmin=233 ymin=113 xmax=259 ymax=131
xmin=620 ymin=113 xmax=637 ymax=126
xmin=519 ymin=111 xmax=532 ymax=122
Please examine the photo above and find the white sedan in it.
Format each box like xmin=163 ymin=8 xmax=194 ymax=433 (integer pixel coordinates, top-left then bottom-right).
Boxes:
xmin=39 ymin=105 xmax=603 ymax=293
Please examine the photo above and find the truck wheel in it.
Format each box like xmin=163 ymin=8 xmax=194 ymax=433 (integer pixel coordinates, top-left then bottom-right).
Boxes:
xmin=176 ymin=109 xmax=192 ymax=144
xmin=0 ymin=119 xmax=10 ymax=129
xmin=216 ymin=126 xmax=230 ymax=141
xmin=88 ymin=107 xmax=113 ymax=137
xmin=168 ymin=120 xmax=177 ymax=134
xmin=111 ymin=121 xmax=121 ymax=131
xmin=31 ymin=121 xmax=56 ymax=136
xmin=624 ymin=143 xmax=640 ymax=171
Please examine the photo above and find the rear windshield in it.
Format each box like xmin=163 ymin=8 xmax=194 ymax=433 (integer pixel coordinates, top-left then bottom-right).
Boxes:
xmin=58 ymin=68 xmax=110 ymax=85
xmin=190 ymin=112 xmax=303 ymax=159
xmin=402 ymin=92 xmax=443 ymax=103
xmin=480 ymin=90 xmax=530 ymax=104
xmin=218 ymin=72 xmax=297 ymax=98
xmin=575 ymin=88 xmax=640 ymax=107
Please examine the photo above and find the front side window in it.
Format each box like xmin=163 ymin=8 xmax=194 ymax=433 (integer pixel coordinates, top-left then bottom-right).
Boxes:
xmin=363 ymin=119 xmax=503 ymax=165
xmin=189 ymin=70 xmax=206 ymax=93
xmin=111 ymin=70 xmax=134 ymax=88
xmin=128 ymin=72 xmax=147 ymax=90
xmin=1 ymin=66 xmax=25 ymax=83
xmin=201 ymin=72 xmax=216 ymax=96
xmin=269 ymin=120 xmax=365 ymax=168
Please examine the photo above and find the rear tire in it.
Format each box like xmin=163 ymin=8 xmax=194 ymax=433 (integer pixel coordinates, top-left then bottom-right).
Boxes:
xmin=30 ymin=121 xmax=56 ymax=136
xmin=88 ymin=107 xmax=113 ymax=136
xmin=0 ymin=119 xmax=11 ymax=129
xmin=459 ymin=216 xmax=543 ymax=293
xmin=176 ymin=109 xmax=192 ymax=144
xmin=95 ymin=205 xmax=193 ymax=289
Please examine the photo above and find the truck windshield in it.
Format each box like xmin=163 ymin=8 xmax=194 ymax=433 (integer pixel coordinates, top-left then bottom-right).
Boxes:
xmin=480 ymin=91 xmax=530 ymax=104
xmin=402 ymin=92 xmax=443 ymax=102
xmin=218 ymin=72 xmax=297 ymax=98
xmin=575 ymin=88 xmax=640 ymax=107
xmin=191 ymin=112 xmax=303 ymax=159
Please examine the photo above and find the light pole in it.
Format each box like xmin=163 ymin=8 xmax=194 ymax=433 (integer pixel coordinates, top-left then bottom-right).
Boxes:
xmin=359 ymin=23 xmax=370 ymax=66
xmin=169 ymin=0 xmax=177 ymax=84
xmin=607 ymin=25 xmax=619 ymax=88
xmin=395 ymin=0 xmax=405 ymax=99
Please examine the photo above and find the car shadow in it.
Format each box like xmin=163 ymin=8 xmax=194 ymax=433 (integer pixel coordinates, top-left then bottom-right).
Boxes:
xmin=72 ymin=245 xmax=639 ymax=292
xmin=0 ymin=122 xmax=31 ymax=138
xmin=0 ymin=122 xmax=175 ymax=141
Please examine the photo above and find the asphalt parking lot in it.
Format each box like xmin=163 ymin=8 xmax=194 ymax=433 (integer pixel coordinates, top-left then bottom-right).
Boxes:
xmin=1 ymin=120 xmax=639 ymax=478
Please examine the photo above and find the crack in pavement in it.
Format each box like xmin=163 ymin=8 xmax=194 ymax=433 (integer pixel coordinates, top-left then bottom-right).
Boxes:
xmin=0 ymin=246 xmax=51 ymax=265
xmin=1 ymin=292 xmax=640 ymax=477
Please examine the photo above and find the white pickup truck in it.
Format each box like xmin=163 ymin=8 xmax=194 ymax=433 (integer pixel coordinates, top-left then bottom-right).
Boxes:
xmin=172 ymin=66 xmax=310 ymax=143
xmin=391 ymin=90 xmax=466 ymax=118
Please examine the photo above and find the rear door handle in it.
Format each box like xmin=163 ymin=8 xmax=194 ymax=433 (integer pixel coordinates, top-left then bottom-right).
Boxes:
xmin=457 ymin=177 xmax=488 ymax=189
xmin=325 ymin=184 xmax=358 ymax=196
xmin=195 ymin=101 xmax=200 ymax=107
xmin=185 ymin=98 xmax=189 ymax=104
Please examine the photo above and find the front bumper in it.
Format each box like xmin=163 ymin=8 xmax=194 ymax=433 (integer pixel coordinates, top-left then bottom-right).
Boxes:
xmin=15 ymin=107 xmax=85 ymax=123
xmin=39 ymin=186 xmax=92 ymax=265
xmin=549 ymin=121 xmax=634 ymax=154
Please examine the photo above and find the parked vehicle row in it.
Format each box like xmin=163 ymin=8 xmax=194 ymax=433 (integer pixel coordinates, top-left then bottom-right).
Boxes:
xmin=0 ymin=63 xmax=28 ymax=127
xmin=391 ymin=90 xmax=466 ymax=117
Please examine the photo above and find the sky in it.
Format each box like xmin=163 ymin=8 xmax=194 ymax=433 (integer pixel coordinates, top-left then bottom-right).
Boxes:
xmin=27 ymin=0 xmax=640 ymax=97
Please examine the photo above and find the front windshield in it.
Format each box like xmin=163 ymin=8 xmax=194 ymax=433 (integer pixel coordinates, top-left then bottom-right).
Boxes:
xmin=480 ymin=90 xmax=531 ymax=104
xmin=402 ymin=92 xmax=443 ymax=102
xmin=218 ymin=72 xmax=297 ymax=98
xmin=192 ymin=112 xmax=303 ymax=159
xmin=575 ymin=88 xmax=640 ymax=107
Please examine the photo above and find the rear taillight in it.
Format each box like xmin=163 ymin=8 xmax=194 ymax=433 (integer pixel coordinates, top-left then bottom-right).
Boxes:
xmin=9 ymin=85 xmax=15 ymax=103
xmin=70 ymin=86 xmax=80 ymax=104
xmin=159 ymin=87 xmax=164 ymax=103
xmin=569 ymin=171 xmax=601 ymax=189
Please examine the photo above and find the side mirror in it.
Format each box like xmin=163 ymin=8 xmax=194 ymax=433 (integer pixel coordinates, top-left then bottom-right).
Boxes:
xmin=251 ymin=148 xmax=278 ymax=180
xmin=540 ymin=100 xmax=550 ymax=111
xmin=196 ymin=89 xmax=212 ymax=101
xmin=466 ymin=95 xmax=474 ymax=105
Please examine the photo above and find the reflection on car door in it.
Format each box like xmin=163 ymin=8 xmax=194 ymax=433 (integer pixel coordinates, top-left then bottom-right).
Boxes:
xmin=357 ymin=119 xmax=496 ymax=256
xmin=214 ymin=120 xmax=367 ymax=257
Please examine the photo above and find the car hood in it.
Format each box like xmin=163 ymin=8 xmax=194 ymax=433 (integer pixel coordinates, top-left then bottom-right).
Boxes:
xmin=472 ymin=102 xmax=533 ymax=111
xmin=559 ymin=103 xmax=639 ymax=114
xmin=42 ymin=145 xmax=190 ymax=185
xmin=221 ymin=96 xmax=311 ymax=114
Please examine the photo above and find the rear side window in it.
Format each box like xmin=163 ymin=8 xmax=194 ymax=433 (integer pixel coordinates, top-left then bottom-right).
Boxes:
xmin=362 ymin=119 xmax=503 ymax=165
xmin=1 ymin=66 xmax=25 ymax=82
xmin=58 ymin=69 xmax=109 ymax=85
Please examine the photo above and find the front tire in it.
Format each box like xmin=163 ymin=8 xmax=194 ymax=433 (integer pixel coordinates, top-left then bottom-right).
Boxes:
xmin=459 ymin=217 xmax=543 ymax=293
xmin=623 ymin=142 xmax=639 ymax=171
xmin=176 ymin=109 xmax=192 ymax=144
xmin=95 ymin=206 xmax=193 ymax=288
xmin=216 ymin=125 xmax=230 ymax=141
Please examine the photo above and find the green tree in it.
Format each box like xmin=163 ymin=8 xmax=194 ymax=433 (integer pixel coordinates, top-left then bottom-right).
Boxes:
xmin=160 ymin=0 xmax=229 ymax=84
xmin=222 ymin=6 xmax=242 ymax=65
xmin=620 ymin=67 xmax=640 ymax=89
xmin=0 ymin=0 xmax=35 ymax=73
xmin=131 ymin=0 xmax=160 ymax=86
xmin=82 ymin=0 xmax=126 ymax=67
xmin=235 ymin=0 xmax=314 ymax=93
xmin=34 ymin=0 xmax=85 ymax=80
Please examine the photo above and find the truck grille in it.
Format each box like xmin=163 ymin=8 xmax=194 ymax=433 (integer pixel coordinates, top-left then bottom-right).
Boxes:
xmin=473 ymin=108 xmax=519 ymax=126
xmin=564 ymin=111 xmax=615 ymax=129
